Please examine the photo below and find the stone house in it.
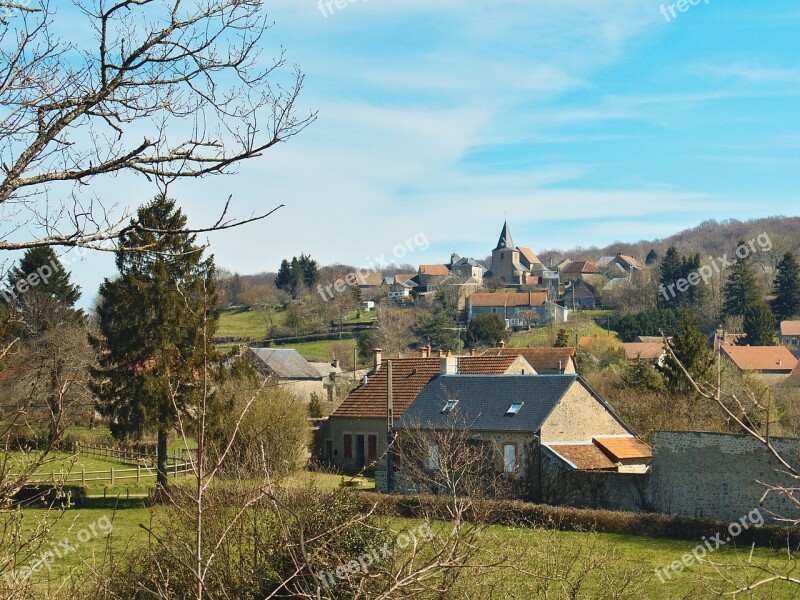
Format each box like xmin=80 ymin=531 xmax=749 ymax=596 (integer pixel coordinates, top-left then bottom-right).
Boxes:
xmin=721 ymin=345 xmax=798 ymax=386
xmin=392 ymin=373 xmax=650 ymax=500
xmin=560 ymin=260 xmax=601 ymax=284
xmin=320 ymin=351 xmax=535 ymax=472
xmin=480 ymin=345 xmax=578 ymax=374
xmin=244 ymin=348 xmax=332 ymax=400
xmin=780 ymin=321 xmax=800 ymax=347
xmin=563 ymin=279 xmax=597 ymax=310
xmin=467 ymin=291 xmax=569 ymax=327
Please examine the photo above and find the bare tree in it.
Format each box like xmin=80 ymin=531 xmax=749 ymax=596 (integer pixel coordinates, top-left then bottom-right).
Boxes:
xmin=0 ymin=0 xmax=314 ymax=254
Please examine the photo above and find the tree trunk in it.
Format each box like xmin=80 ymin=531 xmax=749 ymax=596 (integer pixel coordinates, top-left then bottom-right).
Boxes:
xmin=157 ymin=427 xmax=169 ymax=495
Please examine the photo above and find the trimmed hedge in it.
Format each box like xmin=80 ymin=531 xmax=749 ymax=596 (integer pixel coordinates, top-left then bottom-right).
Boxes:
xmin=358 ymin=492 xmax=800 ymax=548
xmin=11 ymin=485 xmax=87 ymax=508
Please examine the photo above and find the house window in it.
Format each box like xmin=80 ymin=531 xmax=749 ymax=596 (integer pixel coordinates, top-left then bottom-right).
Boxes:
xmin=503 ymin=444 xmax=517 ymax=473
xmin=427 ymin=444 xmax=440 ymax=471
xmin=506 ymin=402 xmax=524 ymax=415
xmin=367 ymin=434 xmax=377 ymax=460
xmin=442 ymin=399 xmax=459 ymax=413
xmin=343 ymin=434 xmax=353 ymax=459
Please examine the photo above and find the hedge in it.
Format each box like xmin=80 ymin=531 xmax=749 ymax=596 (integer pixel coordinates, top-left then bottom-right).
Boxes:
xmin=358 ymin=492 xmax=800 ymax=548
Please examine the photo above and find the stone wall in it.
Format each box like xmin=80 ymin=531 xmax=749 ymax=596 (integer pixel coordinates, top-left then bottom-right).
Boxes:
xmin=540 ymin=381 xmax=629 ymax=443
xmin=650 ymin=431 xmax=800 ymax=524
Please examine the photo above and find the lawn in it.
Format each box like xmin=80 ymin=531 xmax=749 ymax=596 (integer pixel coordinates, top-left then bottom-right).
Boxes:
xmin=12 ymin=498 xmax=800 ymax=598
xmin=215 ymin=307 xmax=279 ymax=339
xmin=509 ymin=312 xmax=617 ymax=348
xmin=276 ymin=337 xmax=358 ymax=363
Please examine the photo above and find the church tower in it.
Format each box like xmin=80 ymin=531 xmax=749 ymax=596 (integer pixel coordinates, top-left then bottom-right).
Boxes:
xmin=489 ymin=221 xmax=523 ymax=284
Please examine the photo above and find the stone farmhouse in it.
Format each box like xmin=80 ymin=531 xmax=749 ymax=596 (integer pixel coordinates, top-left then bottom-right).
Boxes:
xmin=720 ymin=345 xmax=798 ymax=386
xmin=467 ymin=291 xmax=569 ymax=328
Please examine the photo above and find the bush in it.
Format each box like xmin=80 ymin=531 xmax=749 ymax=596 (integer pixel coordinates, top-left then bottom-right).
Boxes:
xmin=358 ymin=492 xmax=800 ymax=548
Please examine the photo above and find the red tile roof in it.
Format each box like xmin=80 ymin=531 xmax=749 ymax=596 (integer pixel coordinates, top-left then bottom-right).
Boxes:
xmin=469 ymin=291 xmax=548 ymax=308
xmin=419 ymin=264 xmax=450 ymax=276
xmin=781 ymin=321 xmax=800 ymax=337
xmin=331 ymin=355 xmax=524 ymax=419
xmin=546 ymin=444 xmax=617 ymax=471
xmin=562 ymin=261 xmax=601 ymax=274
xmin=518 ymin=246 xmax=542 ymax=265
xmin=593 ymin=436 xmax=652 ymax=461
xmin=620 ymin=342 xmax=665 ymax=361
xmin=481 ymin=347 xmax=576 ymax=373
xmin=721 ymin=345 xmax=798 ymax=372
xmin=617 ymin=254 xmax=644 ymax=270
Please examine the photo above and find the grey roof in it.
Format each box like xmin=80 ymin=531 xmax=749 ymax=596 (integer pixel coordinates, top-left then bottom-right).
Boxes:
xmin=309 ymin=361 xmax=344 ymax=378
xmin=494 ymin=221 xmax=515 ymax=251
xmin=395 ymin=374 xmax=577 ymax=433
xmin=603 ymin=277 xmax=636 ymax=291
xmin=246 ymin=348 xmax=321 ymax=379
xmin=452 ymin=256 xmax=486 ymax=270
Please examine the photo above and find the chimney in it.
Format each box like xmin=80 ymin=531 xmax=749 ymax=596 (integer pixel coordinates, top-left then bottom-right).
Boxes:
xmin=374 ymin=348 xmax=383 ymax=370
xmin=499 ymin=340 xmax=506 ymax=348
xmin=332 ymin=359 xmax=340 ymax=370
xmin=427 ymin=343 xmax=433 ymax=357
xmin=438 ymin=349 xmax=444 ymax=358
xmin=558 ymin=360 xmax=564 ymax=374
xmin=470 ymin=348 xmax=476 ymax=357
xmin=441 ymin=350 xmax=457 ymax=375
xmin=529 ymin=290 xmax=532 ymax=305
xmin=421 ymin=346 xmax=429 ymax=358
xmin=328 ymin=371 xmax=336 ymax=403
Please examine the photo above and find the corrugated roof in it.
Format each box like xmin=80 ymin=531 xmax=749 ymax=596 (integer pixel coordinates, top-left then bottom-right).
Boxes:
xmin=781 ymin=321 xmax=800 ymax=337
xmin=481 ymin=347 xmax=576 ymax=373
xmin=721 ymin=346 xmax=798 ymax=372
xmin=395 ymin=375 xmax=576 ymax=433
xmin=546 ymin=443 xmax=617 ymax=471
xmin=331 ymin=356 xmax=522 ymax=419
xmin=469 ymin=291 xmax=548 ymax=308
xmin=593 ymin=436 xmax=652 ymax=460
xmin=246 ymin=348 xmax=321 ymax=379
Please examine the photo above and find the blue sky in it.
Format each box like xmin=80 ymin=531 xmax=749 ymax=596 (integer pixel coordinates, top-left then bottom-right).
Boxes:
xmin=25 ymin=1 xmax=800 ymax=306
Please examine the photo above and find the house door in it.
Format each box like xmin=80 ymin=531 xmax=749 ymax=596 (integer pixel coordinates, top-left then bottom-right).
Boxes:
xmin=355 ymin=435 xmax=365 ymax=469
xmin=324 ymin=440 xmax=333 ymax=464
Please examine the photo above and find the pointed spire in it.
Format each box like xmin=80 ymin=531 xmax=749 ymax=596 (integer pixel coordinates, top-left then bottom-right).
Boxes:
xmin=494 ymin=221 xmax=515 ymax=251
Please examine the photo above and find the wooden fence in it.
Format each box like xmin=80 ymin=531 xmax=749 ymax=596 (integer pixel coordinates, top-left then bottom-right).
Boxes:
xmin=24 ymin=461 xmax=193 ymax=486
xmin=75 ymin=442 xmax=195 ymax=466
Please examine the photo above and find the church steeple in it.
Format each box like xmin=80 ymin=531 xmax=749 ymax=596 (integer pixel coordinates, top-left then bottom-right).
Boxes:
xmin=494 ymin=221 xmax=515 ymax=251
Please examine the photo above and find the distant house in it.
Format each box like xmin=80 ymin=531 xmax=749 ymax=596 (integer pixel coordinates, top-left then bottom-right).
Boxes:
xmin=321 ymin=351 xmax=536 ymax=471
xmin=560 ymin=261 xmax=601 ymax=283
xmin=361 ymin=300 xmax=375 ymax=311
xmin=354 ymin=272 xmax=384 ymax=289
xmin=245 ymin=348 xmax=332 ymax=400
xmin=600 ymin=277 xmax=637 ymax=308
xmin=721 ymin=345 xmax=799 ymax=386
xmin=409 ymin=264 xmax=453 ymax=295
xmin=563 ymin=279 xmax=597 ymax=310
xmin=467 ymin=291 xmax=569 ymax=327
xmin=481 ymin=345 xmax=578 ymax=374
xmin=620 ymin=342 xmax=667 ymax=364
xmin=394 ymin=373 xmax=651 ymax=497
xmin=780 ymin=321 xmax=800 ymax=347
xmin=449 ymin=254 xmax=486 ymax=283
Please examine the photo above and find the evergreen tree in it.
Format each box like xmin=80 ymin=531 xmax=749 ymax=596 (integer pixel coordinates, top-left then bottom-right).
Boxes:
xmin=298 ymin=253 xmax=319 ymax=288
xmin=770 ymin=252 xmax=800 ymax=321
xmin=645 ymin=249 xmax=658 ymax=266
xmin=659 ymin=308 xmax=714 ymax=392
xmin=742 ymin=300 xmax=777 ymax=346
xmin=554 ymin=328 xmax=570 ymax=348
xmin=4 ymin=247 xmax=83 ymax=336
xmin=658 ymin=247 xmax=682 ymax=308
xmin=722 ymin=241 xmax=760 ymax=317
xmin=91 ymin=195 xmax=218 ymax=493
xmin=465 ymin=314 xmax=508 ymax=348
xmin=411 ymin=293 xmax=462 ymax=351
xmin=275 ymin=259 xmax=293 ymax=293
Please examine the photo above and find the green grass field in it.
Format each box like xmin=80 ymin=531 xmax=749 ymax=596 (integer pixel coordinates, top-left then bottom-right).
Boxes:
xmin=12 ymin=500 xmax=800 ymax=598
xmin=509 ymin=312 xmax=616 ymax=348
xmin=275 ymin=338 xmax=358 ymax=362
xmin=215 ymin=307 xmax=279 ymax=338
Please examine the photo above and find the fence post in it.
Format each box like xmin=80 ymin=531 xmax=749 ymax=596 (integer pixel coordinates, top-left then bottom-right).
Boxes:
xmin=137 ymin=464 xmax=141 ymax=483
xmin=110 ymin=467 xmax=114 ymax=486
xmin=81 ymin=469 xmax=85 ymax=487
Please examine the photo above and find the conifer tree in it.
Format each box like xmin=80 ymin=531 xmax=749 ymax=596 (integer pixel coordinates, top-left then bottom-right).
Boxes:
xmin=742 ymin=300 xmax=777 ymax=346
xmin=659 ymin=308 xmax=714 ymax=392
xmin=722 ymin=242 xmax=760 ymax=318
xmin=770 ymin=252 xmax=800 ymax=321
xmin=91 ymin=195 xmax=217 ymax=493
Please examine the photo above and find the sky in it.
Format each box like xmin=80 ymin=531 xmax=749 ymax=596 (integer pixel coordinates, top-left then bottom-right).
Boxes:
xmin=9 ymin=1 xmax=800 ymax=308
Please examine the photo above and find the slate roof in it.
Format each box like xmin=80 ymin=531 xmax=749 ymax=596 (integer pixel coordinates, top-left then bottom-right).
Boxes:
xmin=494 ymin=221 xmax=515 ymax=251
xmin=246 ymin=348 xmax=321 ymax=379
xmin=603 ymin=277 xmax=636 ymax=291
xmin=395 ymin=374 xmax=576 ymax=432
xmin=331 ymin=356 xmax=526 ymax=419
xmin=721 ymin=345 xmax=798 ymax=373
xmin=596 ymin=256 xmax=616 ymax=269
xmin=481 ymin=347 xmax=576 ymax=373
